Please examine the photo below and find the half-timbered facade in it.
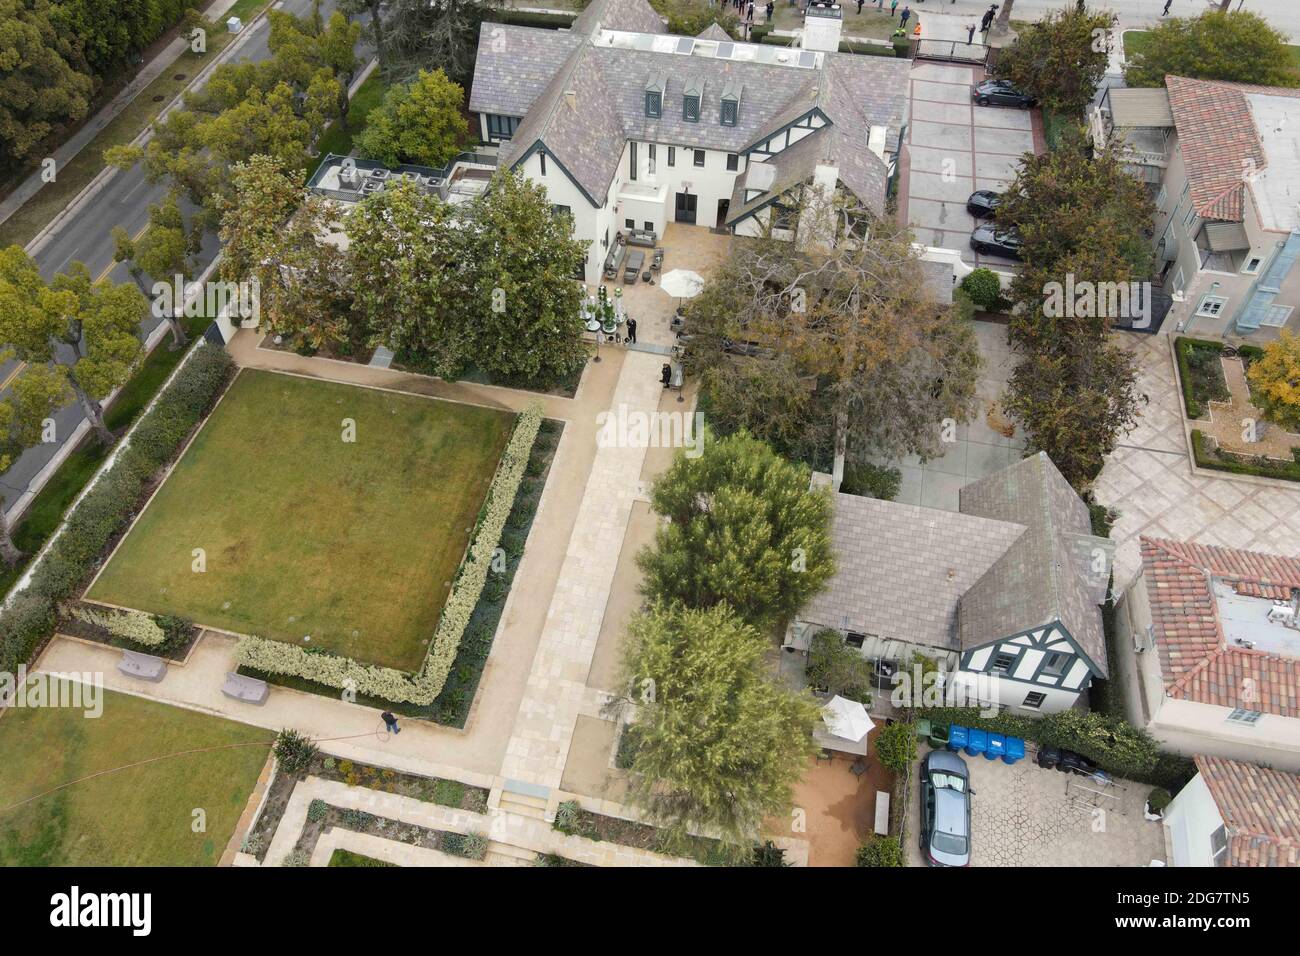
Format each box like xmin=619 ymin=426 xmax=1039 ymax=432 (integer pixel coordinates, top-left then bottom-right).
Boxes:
xmin=791 ymin=452 xmax=1111 ymax=716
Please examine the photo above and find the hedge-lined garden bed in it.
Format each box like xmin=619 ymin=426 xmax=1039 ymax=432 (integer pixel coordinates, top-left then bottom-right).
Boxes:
xmin=0 ymin=343 xmax=234 ymax=681
xmin=1174 ymin=337 xmax=1230 ymax=419
xmin=1191 ymin=429 xmax=1300 ymax=482
xmin=232 ymin=401 xmax=545 ymax=706
xmin=242 ymin=751 xmax=489 ymax=864
xmin=238 ymin=415 xmax=562 ymax=726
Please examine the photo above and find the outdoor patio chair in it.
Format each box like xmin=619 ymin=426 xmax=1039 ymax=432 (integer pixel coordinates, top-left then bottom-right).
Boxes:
xmin=651 ymin=248 xmax=665 ymax=272
xmin=118 ymin=649 xmax=167 ymax=683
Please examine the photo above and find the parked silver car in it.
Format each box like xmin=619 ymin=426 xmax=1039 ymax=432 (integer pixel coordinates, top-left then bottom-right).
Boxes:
xmin=919 ymin=749 xmax=972 ymax=867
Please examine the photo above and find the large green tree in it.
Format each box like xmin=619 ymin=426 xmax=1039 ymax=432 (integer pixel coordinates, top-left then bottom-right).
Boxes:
xmin=0 ymin=0 xmax=94 ymax=167
xmin=377 ymin=0 xmax=502 ymax=86
xmin=345 ymin=178 xmax=475 ymax=375
xmin=995 ymin=6 xmax=1114 ymax=115
xmin=0 ymin=247 xmax=145 ymax=445
xmin=355 ymin=69 xmax=469 ymax=167
xmin=220 ymin=154 xmax=352 ymax=351
xmin=686 ymin=213 xmax=982 ymax=470
xmin=638 ymin=431 xmax=835 ymax=630
xmin=464 ymin=170 xmax=588 ymax=387
xmin=619 ymin=602 xmax=820 ymax=859
xmin=0 ymin=363 xmax=74 ymax=563
xmin=1124 ymin=10 xmax=1300 ymax=89
xmin=112 ymin=194 xmax=200 ymax=348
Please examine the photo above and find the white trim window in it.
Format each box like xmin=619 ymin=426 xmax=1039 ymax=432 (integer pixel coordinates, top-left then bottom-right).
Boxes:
xmin=1022 ymin=692 xmax=1046 ymax=709
xmin=1242 ymin=255 xmax=1263 ymax=274
xmin=1196 ymin=295 xmax=1227 ymax=317
xmin=1226 ymin=707 xmax=1262 ymax=726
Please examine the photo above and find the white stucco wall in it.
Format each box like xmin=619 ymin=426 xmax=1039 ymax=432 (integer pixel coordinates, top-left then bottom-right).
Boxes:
xmin=1163 ymin=773 xmax=1224 ymax=867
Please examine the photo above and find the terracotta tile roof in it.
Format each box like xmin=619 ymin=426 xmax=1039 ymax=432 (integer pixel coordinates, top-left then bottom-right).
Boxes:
xmin=1139 ymin=537 xmax=1300 ymax=718
xmin=1165 ymin=75 xmax=1265 ymax=223
xmin=1196 ymin=756 xmax=1300 ymax=867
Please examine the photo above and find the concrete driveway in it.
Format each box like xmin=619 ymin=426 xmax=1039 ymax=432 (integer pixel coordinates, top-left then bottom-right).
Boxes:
xmin=901 ymin=61 xmax=1042 ymax=269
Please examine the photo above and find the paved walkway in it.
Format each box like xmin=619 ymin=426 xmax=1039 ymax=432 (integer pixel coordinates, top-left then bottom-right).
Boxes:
xmin=1093 ymin=335 xmax=1300 ymax=591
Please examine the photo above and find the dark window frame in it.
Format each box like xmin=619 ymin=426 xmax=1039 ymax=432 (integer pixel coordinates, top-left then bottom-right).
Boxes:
xmin=693 ymin=149 xmax=705 ymax=168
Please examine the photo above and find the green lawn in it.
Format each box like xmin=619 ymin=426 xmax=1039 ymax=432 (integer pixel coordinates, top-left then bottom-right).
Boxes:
xmin=89 ymin=370 xmax=514 ymax=669
xmin=0 ymin=684 xmax=271 ymax=866
xmin=315 ymin=71 xmax=390 ymax=160
xmin=329 ymin=848 xmax=397 ymax=866
xmin=770 ymin=4 xmax=907 ymax=42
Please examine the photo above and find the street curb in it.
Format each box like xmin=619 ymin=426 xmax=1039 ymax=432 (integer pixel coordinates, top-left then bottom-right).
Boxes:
xmin=23 ymin=9 xmax=273 ymax=259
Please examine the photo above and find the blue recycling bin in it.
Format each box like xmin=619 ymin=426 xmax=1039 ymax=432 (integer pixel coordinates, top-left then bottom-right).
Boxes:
xmin=1003 ymin=736 xmax=1025 ymax=765
xmin=965 ymin=728 xmax=988 ymax=757
xmin=947 ymin=724 xmax=968 ymax=753
xmin=985 ymin=732 xmax=1006 ymax=760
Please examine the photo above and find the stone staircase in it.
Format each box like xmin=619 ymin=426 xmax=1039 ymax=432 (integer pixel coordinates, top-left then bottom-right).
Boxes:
xmin=497 ymin=789 xmax=549 ymax=821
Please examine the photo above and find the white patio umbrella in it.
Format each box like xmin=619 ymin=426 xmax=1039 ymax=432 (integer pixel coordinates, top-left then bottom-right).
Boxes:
xmin=821 ymin=695 xmax=875 ymax=743
xmin=659 ymin=268 xmax=705 ymax=304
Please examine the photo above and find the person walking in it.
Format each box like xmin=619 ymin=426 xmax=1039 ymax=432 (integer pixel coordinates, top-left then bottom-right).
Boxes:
xmin=966 ymin=22 xmax=976 ymax=43
xmin=980 ymin=4 xmax=996 ymax=32
xmin=899 ymin=4 xmax=910 ymax=29
xmin=890 ymin=0 xmax=898 ymax=18
xmin=1161 ymin=0 xmax=1172 ymax=15
xmin=660 ymin=363 xmax=672 ymax=388
xmin=626 ymin=317 xmax=637 ymax=344
xmin=381 ymin=711 xmax=401 ymax=735
xmin=767 ymin=0 xmax=774 ymax=19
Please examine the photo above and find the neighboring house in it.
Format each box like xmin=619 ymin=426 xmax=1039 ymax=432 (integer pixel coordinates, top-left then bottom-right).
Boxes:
xmin=468 ymin=0 xmax=910 ymax=283
xmin=1115 ymin=537 xmax=1300 ymax=772
xmin=1164 ymin=755 xmax=1299 ymax=867
xmin=788 ymin=452 xmax=1111 ymax=715
xmin=1091 ymin=76 xmax=1300 ymax=339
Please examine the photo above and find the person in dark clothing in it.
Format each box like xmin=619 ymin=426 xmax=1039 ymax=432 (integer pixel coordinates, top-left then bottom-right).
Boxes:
xmin=981 ymin=4 xmax=996 ymax=32
xmin=381 ymin=711 xmax=401 ymax=734
xmin=1161 ymin=0 xmax=1172 ymax=14
xmin=661 ymin=363 xmax=672 ymax=388
xmin=967 ymin=22 xmax=976 ymax=43
xmin=899 ymin=5 xmax=910 ymax=28
xmin=626 ymin=317 xmax=638 ymax=344
xmin=856 ymin=0 xmax=863 ymax=12
xmin=767 ymin=0 xmax=774 ymax=19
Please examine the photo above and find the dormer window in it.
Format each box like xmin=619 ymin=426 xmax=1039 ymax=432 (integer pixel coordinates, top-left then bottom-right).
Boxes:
xmin=683 ymin=77 xmax=703 ymax=123
xmin=720 ymin=81 xmax=741 ymax=127
xmin=645 ymin=73 xmax=666 ymax=119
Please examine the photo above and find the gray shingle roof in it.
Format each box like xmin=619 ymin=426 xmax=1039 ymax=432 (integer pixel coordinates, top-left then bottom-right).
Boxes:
xmin=958 ymin=452 xmax=1110 ymax=675
xmin=696 ymin=23 xmax=733 ymax=42
xmin=471 ymin=19 xmax=910 ymax=208
xmin=468 ymin=24 xmax=583 ymax=117
xmin=573 ymin=0 xmax=667 ymax=36
xmin=800 ymin=495 xmax=1024 ymax=652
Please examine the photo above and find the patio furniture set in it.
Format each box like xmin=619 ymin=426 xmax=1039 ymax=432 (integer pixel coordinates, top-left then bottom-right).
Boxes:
xmin=603 ymin=229 xmax=666 ymax=284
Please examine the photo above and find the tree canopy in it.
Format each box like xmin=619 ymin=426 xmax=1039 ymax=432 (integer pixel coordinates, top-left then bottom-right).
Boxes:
xmin=1124 ymin=10 xmax=1300 ymax=89
xmin=1246 ymin=331 xmax=1300 ymax=432
xmin=355 ymin=69 xmax=469 ymax=168
xmin=637 ymin=430 xmax=835 ymax=630
xmin=619 ymin=602 xmax=820 ymax=859
xmin=995 ymin=6 xmax=1115 ymax=115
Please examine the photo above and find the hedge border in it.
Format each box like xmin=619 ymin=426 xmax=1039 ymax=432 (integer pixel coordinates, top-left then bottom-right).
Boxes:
xmin=1191 ymin=428 xmax=1300 ymax=482
xmin=233 ymin=400 xmax=545 ymax=705
xmin=0 ymin=342 xmax=235 ymax=684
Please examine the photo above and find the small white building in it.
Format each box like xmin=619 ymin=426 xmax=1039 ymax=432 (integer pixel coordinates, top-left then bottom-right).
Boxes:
xmin=789 ymin=452 xmax=1112 ymax=715
xmin=468 ymin=0 xmax=909 ymax=283
xmin=1164 ymin=755 xmax=1299 ymax=867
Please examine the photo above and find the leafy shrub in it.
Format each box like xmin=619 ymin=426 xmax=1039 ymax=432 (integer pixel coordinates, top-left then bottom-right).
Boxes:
xmin=806 ymin=629 xmax=874 ymax=704
xmin=281 ymin=850 xmax=310 ymax=867
xmin=875 ymin=720 xmax=918 ymax=774
xmin=240 ymin=833 xmax=264 ymax=856
xmin=307 ymin=799 xmax=329 ymax=823
xmin=0 ymin=592 xmax=55 ymax=679
xmin=752 ymin=841 xmax=789 ymax=867
xmin=1147 ymin=787 xmax=1173 ymax=814
xmin=442 ymin=830 xmax=488 ymax=860
xmin=960 ymin=268 xmax=1004 ymax=311
xmin=273 ymin=729 xmax=319 ymax=775
xmin=840 ymin=461 xmax=901 ymax=501
xmin=554 ymin=799 xmax=582 ymax=834
xmin=856 ymin=836 xmax=903 ymax=867
xmin=431 ymin=778 xmax=465 ymax=807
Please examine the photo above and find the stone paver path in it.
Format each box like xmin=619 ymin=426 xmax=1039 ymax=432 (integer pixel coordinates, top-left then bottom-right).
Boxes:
xmin=1093 ymin=335 xmax=1300 ymax=591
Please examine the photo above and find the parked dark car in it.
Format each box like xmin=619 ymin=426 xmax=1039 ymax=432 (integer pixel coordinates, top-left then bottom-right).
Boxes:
xmin=919 ymin=750 xmax=972 ymax=867
xmin=970 ymin=223 xmax=1023 ymax=260
xmin=966 ymin=189 xmax=1001 ymax=219
xmin=971 ymin=78 xmax=1035 ymax=108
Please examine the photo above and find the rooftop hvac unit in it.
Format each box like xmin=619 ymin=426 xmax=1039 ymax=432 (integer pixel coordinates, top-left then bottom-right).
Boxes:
xmin=338 ymin=165 xmax=358 ymax=188
xmin=360 ymin=179 xmax=382 ymax=194
xmin=369 ymin=168 xmax=390 ymax=181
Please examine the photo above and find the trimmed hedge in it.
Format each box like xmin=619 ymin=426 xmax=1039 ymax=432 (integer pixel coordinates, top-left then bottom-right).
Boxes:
xmin=1173 ymin=336 xmax=1222 ymax=419
xmin=917 ymin=705 xmax=1195 ymax=790
xmin=0 ymin=343 xmax=234 ymax=681
xmin=1191 ymin=429 xmax=1300 ymax=482
xmin=234 ymin=401 xmax=545 ymax=705
xmin=485 ymin=10 xmax=577 ymax=29
xmin=63 ymin=602 xmax=166 ymax=647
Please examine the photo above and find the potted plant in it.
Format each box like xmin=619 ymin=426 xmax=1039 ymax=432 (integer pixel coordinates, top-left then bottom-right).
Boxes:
xmin=1145 ymin=787 xmax=1172 ymax=820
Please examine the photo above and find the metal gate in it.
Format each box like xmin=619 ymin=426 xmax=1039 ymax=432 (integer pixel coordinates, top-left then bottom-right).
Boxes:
xmin=914 ymin=39 xmax=990 ymax=65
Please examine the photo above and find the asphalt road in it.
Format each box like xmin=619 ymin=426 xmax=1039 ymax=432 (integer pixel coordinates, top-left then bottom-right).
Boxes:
xmin=0 ymin=0 xmax=358 ymax=511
